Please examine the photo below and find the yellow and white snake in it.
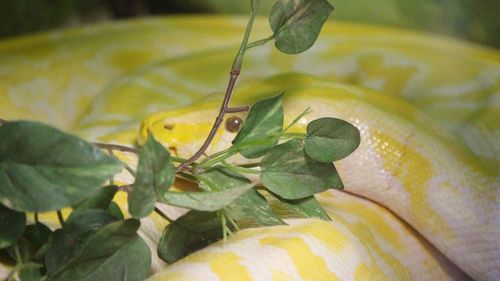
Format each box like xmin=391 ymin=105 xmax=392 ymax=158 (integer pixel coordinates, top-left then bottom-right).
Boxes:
xmin=0 ymin=16 xmax=498 ymax=280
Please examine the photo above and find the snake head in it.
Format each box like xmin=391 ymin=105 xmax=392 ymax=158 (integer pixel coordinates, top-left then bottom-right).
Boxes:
xmin=138 ymin=102 xmax=247 ymax=158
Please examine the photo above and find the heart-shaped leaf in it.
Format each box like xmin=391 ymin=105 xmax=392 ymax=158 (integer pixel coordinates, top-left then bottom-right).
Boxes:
xmin=270 ymin=0 xmax=334 ymax=54
xmin=305 ymin=117 xmax=360 ymax=162
xmin=0 ymin=121 xmax=123 ymax=212
xmin=261 ymin=139 xmax=343 ymax=199
xmin=232 ymin=93 xmax=284 ymax=158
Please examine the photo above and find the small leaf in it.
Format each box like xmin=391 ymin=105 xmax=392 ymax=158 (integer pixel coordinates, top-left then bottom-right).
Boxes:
xmin=45 ymin=209 xmax=117 ymax=274
xmin=158 ymin=211 xmax=224 ymax=263
xmin=0 ymin=203 xmax=26 ymax=249
xmin=48 ymin=219 xmax=150 ymax=281
xmin=19 ymin=263 xmax=43 ymax=281
xmin=277 ymin=195 xmax=331 ymax=220
xmin=106 ymin=201 xmax=124 ymax=220
xmin=199 ymin=166 xmax=284 ymax=226
xmin=72 ymin=185 xmax=118 ymax=215
xmin=128 ymin=134 xmax=175 ymax=218
xmin=270 ymin=0 xmax=334 ymax=54
xmin=0 ymin=121 xmax=123 ymax=212
xmin=15 ymin=222 xmax=53 ymax=262
xmin=232 ymin=93 xmax=284 ymax=158
xmin=305 ymin=117 xmax=361 ymax=162
xmin=261 ymin=139 xmax=343 ymax=199
xmin=160 ymin=183 xmax=254 ymax=211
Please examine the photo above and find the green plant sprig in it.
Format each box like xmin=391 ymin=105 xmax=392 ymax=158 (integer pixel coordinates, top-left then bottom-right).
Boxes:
xmin=0 ymin=1 xmax=362 ymax=280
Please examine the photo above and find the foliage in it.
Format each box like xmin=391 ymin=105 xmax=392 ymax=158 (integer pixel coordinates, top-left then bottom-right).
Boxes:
xmin=0 ymin=1 xmax=362 ymax=279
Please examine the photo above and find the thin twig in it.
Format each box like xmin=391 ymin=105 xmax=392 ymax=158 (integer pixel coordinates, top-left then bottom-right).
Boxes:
xmin=118 ymin=184 xmax=133 ymax=193
xmin=175 ymin=1 xmax=261 ymax=172
xmin=175 ymin=70 xmax=240 ymax=172
xmin=154 ymin=207 xmax=173 ymax=223
xmin=226 ymin=106 xmax=250 ymax=113
xmin=57 ymin=210 xmax=65 ymax=227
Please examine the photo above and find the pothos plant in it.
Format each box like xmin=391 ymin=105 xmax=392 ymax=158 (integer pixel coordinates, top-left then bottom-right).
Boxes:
xmin=0 ymin=0 xmax=360 ymax=280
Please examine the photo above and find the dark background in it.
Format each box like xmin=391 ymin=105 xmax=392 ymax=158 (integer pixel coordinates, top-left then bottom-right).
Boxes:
xmin=0 ymin=0 xmax=498 ymax=47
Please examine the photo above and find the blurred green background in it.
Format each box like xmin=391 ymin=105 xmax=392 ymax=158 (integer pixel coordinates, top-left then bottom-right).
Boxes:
xmin=0 ymin=0 xmax=498 ymax=47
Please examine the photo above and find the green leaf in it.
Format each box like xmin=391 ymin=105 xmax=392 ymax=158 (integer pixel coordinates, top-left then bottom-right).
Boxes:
xmin=277 ymin=195 xmax=331 ymax=220
xmin=19 ymin=263 xmax=43 ymax=281
xmin=270 ymin=0 xmax=334 ymax=54
xmin=158 ymin=211 xmax=224 ymax=263
xmin=45 ymin=209 xmax=117 ymax=274
xmin=0 ymin=121 xmax=123 ymax=212
xmin=48 ymin=219 xmax=150 ymax=281
xmin=160 ymin=183 xmax=254 ymax=212
xmin=261 ymin=139 xmax=343 ymax=199
xmin=128 ymin=134 xmax=175 ymax=218
xmin=0 ymin=203 xmax=26 ymax=249
xmin=198 ymin=166 xmax=284 ymax=226
xmin=106 ymin=201 xmax=124 ymax=220
xmin=232 ymin=93 xmax=284 ymax=158
xmin=72 ymin=185 xmax=118 ymax=215
xmin=14 ymin=222 xmax=53 ymax=262
xmin=305 ymin=117 xmax=361 ymax=162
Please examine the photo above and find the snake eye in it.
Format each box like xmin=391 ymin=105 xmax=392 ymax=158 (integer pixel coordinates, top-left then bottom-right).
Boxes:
xmin=225 ymin=116 xmax=243 ymax=133
xmin=164 ymin=123 xmax=174 ymax=131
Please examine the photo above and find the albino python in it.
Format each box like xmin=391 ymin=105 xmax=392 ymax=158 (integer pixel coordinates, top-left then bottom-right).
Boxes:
xmin=0 ymin=16 xmax=498 ymax=280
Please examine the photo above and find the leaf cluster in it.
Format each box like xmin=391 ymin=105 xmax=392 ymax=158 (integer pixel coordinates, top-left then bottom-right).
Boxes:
xmin=130 ymin=92 xmax=359 ymax=263
xmin=0 ymin=0 xmax=355 ymax=279
xmin=0 ymin=122 xmax=150 ymax=281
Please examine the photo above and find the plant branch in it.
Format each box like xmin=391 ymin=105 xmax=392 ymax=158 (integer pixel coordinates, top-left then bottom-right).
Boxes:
xmin=175 ymin=0 xmax=261 ymax=173
xmin=246 ymin=34 xmax=274 ymax=50
xmin=226 ymin=106 xmax=250 ymax=113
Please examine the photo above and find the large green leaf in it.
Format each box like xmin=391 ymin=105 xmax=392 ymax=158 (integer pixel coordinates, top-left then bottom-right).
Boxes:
xmin=0 ymin=121 xmax=123 ymax=212
xmin=158 ymin=211 xmax=224 ymax=263
xmin=232 ymin=93 xmax=284 ymax=158
xmin=270 ymin=0 xmax=334 ymax=54
xmin=48 ymin=219 xmax=150 ymax=281
xmin=305 ymin=117 xmax=360 ymax=162
xmin=261 ymin=139 xmax=343 ymax=199
xmin=0 ymin=203 xmax=26 ymax=249
xmin=160 ymin=183 xmax=254 ymax=211
xmin=45 ymin=209 xmax=118 ymax=274
xmin=128 ymin=134 xmax=175 ymax=218
xmin=199 ymin=166 xmax=284 ymax=226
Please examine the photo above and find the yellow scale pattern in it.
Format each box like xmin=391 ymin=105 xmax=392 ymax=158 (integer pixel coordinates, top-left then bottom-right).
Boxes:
xmin=0 ymin=16 xmax=499 ymax=281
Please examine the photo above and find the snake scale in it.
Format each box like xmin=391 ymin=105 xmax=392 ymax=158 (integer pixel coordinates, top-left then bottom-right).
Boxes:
xmin=0 ymin=16 xmax=498 ymax=280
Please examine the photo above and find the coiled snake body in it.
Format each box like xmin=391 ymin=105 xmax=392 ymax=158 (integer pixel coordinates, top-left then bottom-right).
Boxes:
xmin=0 ymin=16 xmax=498 ymax=280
